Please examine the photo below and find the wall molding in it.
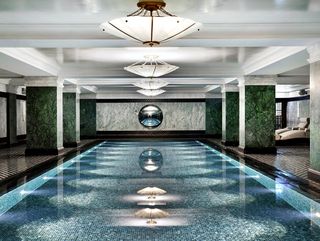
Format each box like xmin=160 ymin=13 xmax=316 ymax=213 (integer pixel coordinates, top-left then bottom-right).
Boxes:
xmin=276 ymin=95 xmax=310 ymax=103
xmin=97 ymin=131 xmax=207 ymax=137
xmin=96 ymin=99 xmax=206 ymax=103
xmin=0 ymin=91 xmax=9 ymax=98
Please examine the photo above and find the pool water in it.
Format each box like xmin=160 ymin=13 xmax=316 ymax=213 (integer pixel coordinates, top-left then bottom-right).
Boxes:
xmin=0 ymin=141 xmax=320 ymax=241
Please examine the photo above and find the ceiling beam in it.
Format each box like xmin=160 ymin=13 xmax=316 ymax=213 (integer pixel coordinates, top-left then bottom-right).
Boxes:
xmin=67 ymin=77 xmax=235 ymax=86
xmin=242 ymin=46 xmax=307 ymax=75
xmin=276 ymin=76 xmax=309 ymax=85
xmin=0 ymin=48 xmax=60 ymax=76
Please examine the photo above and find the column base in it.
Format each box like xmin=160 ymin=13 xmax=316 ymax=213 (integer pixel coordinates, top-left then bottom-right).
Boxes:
xmin=80 ymin=135 xmax=96 ymax=139
xmin=63 ymin=141 xmax=80 ymax=148
xmin=221 ymin=140 xmax=239 ymax=146
xmin=25 ymin=147 xmax=64 ymax=156
xmin=308 ymin=168 xmax=320 ymax=183
xmin=238 ymin=146 xmax=277 ymax=154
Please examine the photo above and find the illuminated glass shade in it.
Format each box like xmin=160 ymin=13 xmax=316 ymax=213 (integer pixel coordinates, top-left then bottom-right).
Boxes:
xmin=100 ymin=0 xmax=201 ymax=46
xmin=137 ymin=89 xmax=166 ymax=97
xmin=125 ymin=56 xmax=179 ymax=78
xmin=133 ymin=79 xmax=168 ymax=90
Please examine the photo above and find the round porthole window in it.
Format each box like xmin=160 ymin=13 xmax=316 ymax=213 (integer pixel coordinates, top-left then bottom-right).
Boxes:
xmin=138 ymin=105 xmax=163 ymax=128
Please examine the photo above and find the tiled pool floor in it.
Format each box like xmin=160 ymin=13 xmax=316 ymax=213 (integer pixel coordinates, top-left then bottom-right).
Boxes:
xmin=0 ymin=141 xmax=319 ymax=241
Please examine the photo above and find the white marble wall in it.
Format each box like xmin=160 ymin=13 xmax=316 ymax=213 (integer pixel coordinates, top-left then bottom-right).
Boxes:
xmin=0 ymin=97 xmax=7 ymax=138
xmin=16 ymin=99 xmax=26 ymax=135
xmin=97 ymin=102 xmax=205 ymax=131
xmin=287 ymin=99 xmax=310 ymax=127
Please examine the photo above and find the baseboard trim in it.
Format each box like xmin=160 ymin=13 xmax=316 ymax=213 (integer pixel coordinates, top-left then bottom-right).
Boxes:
xmin=276 ymin=138 xmax=310 ymax=146
xmin=221 ymin=140 xmax=239 ymax=146
xmin=238 ymin=146 xmax=277 ymax=154
xmin=25 ymin=148 xmax=64 ymax=156
xmin=63 ymin=141 xmax=80 ymax=148
xmin=96 ymin=131 xmax=207 ymax=138
xmin=308 ymin=168 xmax=320 ymax=183
xmin=80 ymin=135 xmax=97 ymax=139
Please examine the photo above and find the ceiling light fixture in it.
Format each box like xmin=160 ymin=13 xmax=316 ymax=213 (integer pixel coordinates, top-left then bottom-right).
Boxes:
xmin=125 ymin=55 xmax=178 ymax=78
xmin=137 ymin=89 xmax=166 ymax=97
xmin=133 ymin=78 xmax=169 ymax=90
xmin=100 ymin=0 xmax=201 ymax=47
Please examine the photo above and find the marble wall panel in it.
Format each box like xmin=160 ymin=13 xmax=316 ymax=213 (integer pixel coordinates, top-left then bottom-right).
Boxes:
xmin=97 ymin=102 xmax=205 ymax=131
xmin=310 ymin=62 xmax=320 ymax=171
xmin=26 ymin=87 xmax=58 ymax=149
xmin=80 ymin=99 xmax=96 ymax=136
xmin=206 ymin=99 xmax=222 ymax=135
xmin=224 ymin=92 xmax=239 ymax=142
xmin=287 ymin=99 xmax=310 ymax=127
xmin=16 ymin=99 xmax=26 ymax=136
xmin=0 ymin=97 xmax=6 ymax=138
xmin=63 ymin=93 xmax=80 ymax=144
xmin=245 ymin=86 xmax=275 ymax=148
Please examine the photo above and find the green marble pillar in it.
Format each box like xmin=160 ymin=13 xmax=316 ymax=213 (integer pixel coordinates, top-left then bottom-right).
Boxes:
xmin=239 ymin=78 xmax=276 ymax=154
xmin=222 ymin=90 xmax=239 ymax=146
xmin=80 ymin=99 xmax=96 ymax=138
xmin=7 ymin=93 xmax=17 ymax=145
xmin=25 ymin=85 xmax=63 ymax=155
xmin=63 ymin=92 xmax=80 ymax=147
xmin=308 ymin=47 xmax=320 ymax=181
xmin=206 ymin=98 xmax=222 ymax=137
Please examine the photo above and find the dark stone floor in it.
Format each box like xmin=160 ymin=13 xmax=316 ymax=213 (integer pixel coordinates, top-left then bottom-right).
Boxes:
xmin=207 ymin=138 xmax=309 ymax=179
xmin=206 ymin=139 xmax=320 ymax=196
xmin=0 ymin=140 xmax=98 ymax=186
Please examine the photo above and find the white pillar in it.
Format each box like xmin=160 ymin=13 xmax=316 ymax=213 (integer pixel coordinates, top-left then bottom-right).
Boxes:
xmin=307 ymin=43 xmax=320 ymax=181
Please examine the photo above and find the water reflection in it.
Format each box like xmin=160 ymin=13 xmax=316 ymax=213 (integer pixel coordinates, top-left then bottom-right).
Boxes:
xmin=139 ymin=149 xmax=163 ymax=173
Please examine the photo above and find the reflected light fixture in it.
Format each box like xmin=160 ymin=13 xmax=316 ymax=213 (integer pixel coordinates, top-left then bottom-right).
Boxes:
xmin=135 ymin=208 xmax=169 ymax=224
xmin=100 ymin=0 xmax=202 ymax=47
xmin=137 ymin=89 xmax=166 ymax=97
xmin=125 ymin=55 xmax=178 ymax=78
xmin=133 ymin=78 xmax=169 ymax=90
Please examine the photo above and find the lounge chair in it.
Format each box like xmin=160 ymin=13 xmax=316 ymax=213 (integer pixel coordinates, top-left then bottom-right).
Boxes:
xmin=275 ymin=117 xmax=309 ymax=136
xmin=276 ymin=127 xmax=310 ymax=141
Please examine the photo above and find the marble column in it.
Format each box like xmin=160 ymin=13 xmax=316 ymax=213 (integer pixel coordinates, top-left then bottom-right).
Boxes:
xmin=25 ymin=77 xmax=64 ymax=155
xmin=7 ymin=86 xmax=18 ymax=145
xmin=63 ymin=86 xmax=80 ymax=147
xmin=307 ymin=43 xmax=320 ymax=182
xmin=80 ymin=97 xmax=96 ymax=138
xmin=221 ymin=85 xmax=239 ymax=146
xmin=238 ymin=76 xmax=276 ymax=154
xmin=206 ymin=98 xmax=222 ymax=137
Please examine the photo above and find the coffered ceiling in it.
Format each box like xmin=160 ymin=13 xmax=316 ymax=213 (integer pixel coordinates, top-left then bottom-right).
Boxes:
xmin=0 ymin=0 xmax=319 ymax=98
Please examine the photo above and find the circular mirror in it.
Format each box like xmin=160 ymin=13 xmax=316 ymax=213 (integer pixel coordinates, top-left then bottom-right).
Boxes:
xmin=139 ymin=148 xmax=163 ymax=172
xmin=138 ymin=105 xmax=163 ymax=128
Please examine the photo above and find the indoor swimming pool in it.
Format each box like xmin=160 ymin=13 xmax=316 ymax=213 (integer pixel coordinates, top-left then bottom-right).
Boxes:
xmin=0 ymin=141 xmax=320 ymax=240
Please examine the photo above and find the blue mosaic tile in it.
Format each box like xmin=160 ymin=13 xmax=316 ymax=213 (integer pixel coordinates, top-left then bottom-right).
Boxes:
xmin=0 ymin=140 xmax=319 ymax=240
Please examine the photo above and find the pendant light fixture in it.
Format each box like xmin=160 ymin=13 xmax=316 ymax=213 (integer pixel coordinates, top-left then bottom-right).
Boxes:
xmin=125 ymin=55 xmax=178 ymax=78
xmin=100 ymin=0 xmax=202 ymax=46
xmin=133 ymin=78 xmax=168 ymax=90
